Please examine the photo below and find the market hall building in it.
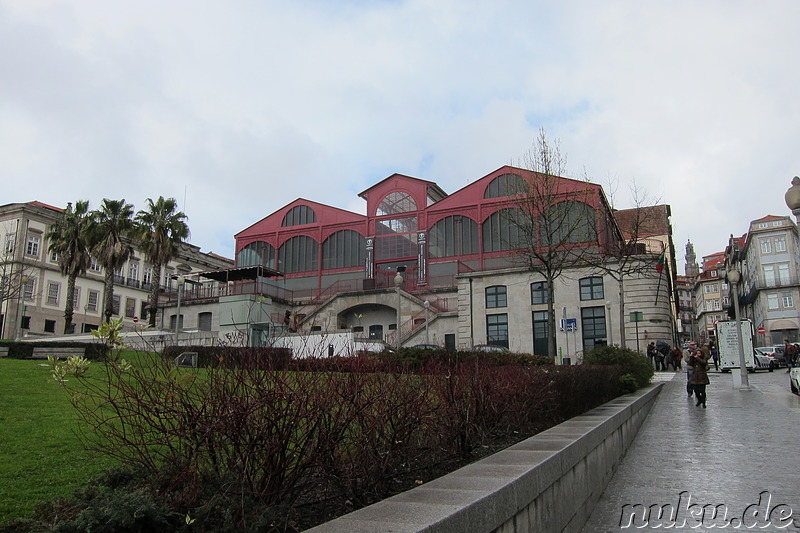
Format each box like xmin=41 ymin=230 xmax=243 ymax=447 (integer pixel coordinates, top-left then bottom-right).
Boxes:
xmin=230 ymin=165 xmax=676 ymax=358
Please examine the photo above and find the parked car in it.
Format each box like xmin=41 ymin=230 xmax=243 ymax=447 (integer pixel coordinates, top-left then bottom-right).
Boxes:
xmin=790 ymin=366 xmax=800 ymax=395
xmin=412 ymin=344 xmax=440 ymax=350
xmin=756 ymin=346 xmax=786 ymax=367
xmin=472 ymin=344 xmax=509 ymax=353
xmin=751 ymin=350 xmax=775 ymax=372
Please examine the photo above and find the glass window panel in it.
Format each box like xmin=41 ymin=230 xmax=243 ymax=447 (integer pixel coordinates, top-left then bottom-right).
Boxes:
xmin=486 ymin=286 xmax=507 ymax=308
xmin=486 ymin=313 xmax=509 ymax=348
xmin=579 ymin=277 xmax=604 ymax=301
xmin=323 ymin=230 xmax=366 ymax=269
xmin=484 ymin=173 xmax=527 ymax=199
xmin=377 ymin=192 xmax=417 ymax=216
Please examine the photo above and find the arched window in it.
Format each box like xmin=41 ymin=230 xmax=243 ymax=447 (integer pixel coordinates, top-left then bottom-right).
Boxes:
xmin=484 ymin=173 xmax=527 ymax=199
xmin=281 ymin=205 xmax=317 ymax=227
xmin=377 ymin=192 xmax=417 ymax=216
xmin=482 ymin=208 xmax=525 ymax=252
xmin=279 ymin=235 xmax=318 ymax=273
xmin=428 ymin=215 xmax=478 ymax=258
xmin=322 ymin=230 xmax=366 ymax=269
xmin=539 ymin=201 xmax=596 ymax=246
xmin=237 ymin=241 xmax=276 ymax=269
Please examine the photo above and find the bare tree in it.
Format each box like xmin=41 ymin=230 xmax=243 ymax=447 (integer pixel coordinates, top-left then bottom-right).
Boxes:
xmin=508 ymin=128 xmax=608 ymax=357
xmin=585 ymin=181 xmax=670 ymax=349
xmin=0 ymin=221 xmax=37 ymax=339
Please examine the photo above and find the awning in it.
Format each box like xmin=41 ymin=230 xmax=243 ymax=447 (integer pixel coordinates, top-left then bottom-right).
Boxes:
xmin=196 ymin=265 xmax=284 ymax=282
xmin=770 ymin=318 xmax=798 ymax=331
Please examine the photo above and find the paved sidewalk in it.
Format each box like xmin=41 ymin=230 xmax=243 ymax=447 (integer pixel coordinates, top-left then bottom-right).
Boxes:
xmin=582 ymin=369 xmax=800 ymax=532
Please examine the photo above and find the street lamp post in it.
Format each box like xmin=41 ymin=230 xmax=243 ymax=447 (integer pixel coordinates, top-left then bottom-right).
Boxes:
xmin=784 ymin=176 xmax=800 ymax=224
xmin=605 ymin=301 xmax=613 ymax=346
xmin=174 ymin=275 xmax=185 ymax=345
xmin=727 ymin=268 xmax=750 ymax=390
xmin=394 ymin=271 xmax=403 ymax=349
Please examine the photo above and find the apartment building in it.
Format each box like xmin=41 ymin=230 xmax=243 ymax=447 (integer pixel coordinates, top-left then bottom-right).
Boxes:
xmin=726 ymin=215 xmax=799 ymax=347
xmin=0 ymin=201 xmax=232 ymax=340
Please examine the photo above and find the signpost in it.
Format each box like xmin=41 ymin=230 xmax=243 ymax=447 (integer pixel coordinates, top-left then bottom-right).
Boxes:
xmin=757 ymin=326 xmax=766 ymax=335
xmin=630 ymin=311 xmax=643 ymax=353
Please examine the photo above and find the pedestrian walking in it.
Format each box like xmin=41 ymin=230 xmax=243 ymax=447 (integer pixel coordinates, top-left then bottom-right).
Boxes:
xmin=685 ymin=342 xmax=696 ymax=397
xmin=784 ymin=339 xmax=796 ymax=373
xmin=672 ymin=345 xmax=683 ymax=370
xmin=689 ymin=347 xmax=710 ymax=408
xmin=710 ymin=343 xmax=719 ymax=372
xmin=647 ymin=342 xmax=656 ymax=369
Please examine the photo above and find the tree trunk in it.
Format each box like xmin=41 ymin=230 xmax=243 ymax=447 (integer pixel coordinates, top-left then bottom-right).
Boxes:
xmin=148 ymin=264 xmax=162 ymax=328
xmin=63 ymin=274 xmax=76 ymax=334
xmin=546 ymin=274 xmax=557 ymax=358
xmin=103 ymin=270 xmax=115 ymax=323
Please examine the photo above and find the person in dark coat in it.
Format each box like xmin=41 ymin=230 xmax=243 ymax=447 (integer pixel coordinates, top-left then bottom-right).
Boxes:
xmin=689 ymin=347 xmax=710 ymax=408
xmin=685 ymin=341 xmax=697 ymax=397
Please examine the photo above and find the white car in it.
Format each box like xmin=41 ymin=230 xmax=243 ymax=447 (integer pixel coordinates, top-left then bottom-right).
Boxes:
xmin=791 ymin=366 xmax=800 ymax=395
xmin=751 ymin=350 xmax=775 ymax=372
xmin=754 ymin=348 xmax=778 ymax=370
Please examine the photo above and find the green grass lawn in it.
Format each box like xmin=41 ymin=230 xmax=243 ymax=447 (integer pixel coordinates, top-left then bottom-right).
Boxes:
xmin=0 ymin=355 xmax=140 ymax=523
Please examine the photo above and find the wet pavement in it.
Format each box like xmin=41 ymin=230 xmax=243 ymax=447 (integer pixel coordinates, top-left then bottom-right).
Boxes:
xmin=582 ymin=368 xmax=800 ymax=532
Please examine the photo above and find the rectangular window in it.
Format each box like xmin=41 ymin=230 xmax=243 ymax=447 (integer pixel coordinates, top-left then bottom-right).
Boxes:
xmin=485 ymin=285 xmax=507 ymax=308
xmin=198 ymin=312 xmax=213 ymax=331
xmin=112 ymin=295 xmax=121 ymax=315
xmin=782 ymin=293 xmax=794 ymax=308
xmin=143 ymin=266 xmax=153 ymax=286
xmin=73 ymin=287 xmax=80 ymax=310
xmin=778 ymin=264 xmax=790 ymax=285
xmin=767 ymin=293 xmax=779 ymax=310
xmin=46 ymin=281 xmax=59 ymax=305
xmin=764 ymin=265 xmax=776 ymax=287
xmin=530 ymin=282 xmax=548 ymax=305
xmin=581 ymin=306 xmax=607 ymax=352
xmin=23 ymin=278 xmax=35 ymax=300
xmin=760 ymin=239 xmax=772 ymax=254
xmin=50 ymin=250 xmax=59 ymax=263
xmin=89 ymin=257 xmax=102 ymax=272
xmin=579 ymin=277 xmax=604 ymax=301
xmin=486 ymin=313 xmax=509 ymax=348
xmin=775 ymin=236 xmax=787 ymax=252
xmin=129 ymin=262 xmax=139 ymax=280
xmin=26 ymin=235 xmax=40 ymax=257
xmin=4 ymin=234 xmax=14 ymax=254
xmin=44 ymin=319 xmax=56 ymax=333
xmin=87 ymin=290 xmax=99 ymax=312
xmin=125 ymin=297 xmax=136 ymax=318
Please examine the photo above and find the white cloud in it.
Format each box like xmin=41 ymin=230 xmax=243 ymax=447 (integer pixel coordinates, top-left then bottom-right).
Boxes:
xmin=1 ymin=0 xmax=798 ymax=264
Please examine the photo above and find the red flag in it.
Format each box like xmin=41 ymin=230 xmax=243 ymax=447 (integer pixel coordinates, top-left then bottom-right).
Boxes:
xmin=655 ymin=252 xmax=665 ymax=274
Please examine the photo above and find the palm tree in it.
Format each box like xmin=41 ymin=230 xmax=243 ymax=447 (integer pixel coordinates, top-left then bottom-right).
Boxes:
xmin=46 ymin=201 xmax=92 ymax=334
xmin=135 ymin=196 xmax=190 ymax=328
xmin=85 ymin=199 xmax=136 ymax=323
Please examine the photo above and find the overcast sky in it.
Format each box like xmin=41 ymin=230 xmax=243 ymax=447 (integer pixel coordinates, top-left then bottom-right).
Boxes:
xmin=1 ymin=1 xmax=797 ymax=268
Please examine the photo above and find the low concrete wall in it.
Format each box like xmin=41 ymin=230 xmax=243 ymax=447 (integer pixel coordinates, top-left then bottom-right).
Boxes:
xmin=307 ymin=383 xmax=663 ymax=533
